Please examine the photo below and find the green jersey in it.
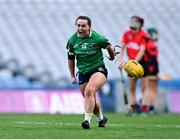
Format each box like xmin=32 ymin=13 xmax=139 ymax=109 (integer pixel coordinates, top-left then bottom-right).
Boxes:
xmin=66 ymin=30 xmax=110 ymax=74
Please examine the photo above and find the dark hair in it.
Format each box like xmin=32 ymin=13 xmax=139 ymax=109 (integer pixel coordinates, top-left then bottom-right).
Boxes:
xmin=75 ymin=16 xmax=91 ymax=27
xmin=147 ymin=28 xmax=158 ymax=36
xmin=131 ymin=15 xmax=144 ymax=27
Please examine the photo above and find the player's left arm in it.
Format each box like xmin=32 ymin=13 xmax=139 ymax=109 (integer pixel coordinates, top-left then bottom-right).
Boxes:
xmin=134 ymin=45 xmax=146 ymax=62
xmin=107 ymin=45 xmax=115 ymax=61
xmin=100 ymin=36 xmax=115 ymax=61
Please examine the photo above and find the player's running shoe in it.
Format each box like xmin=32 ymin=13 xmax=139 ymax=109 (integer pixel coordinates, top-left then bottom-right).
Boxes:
xmin=81 ymin=120 xmax=90 ymax=129
xmin=140 ymin=112 xmax=148 ymax=117
xmin=98 ymin=116 xmax=108 ymax=127
xmin=127 ymin=109 xmax=136 ymax=117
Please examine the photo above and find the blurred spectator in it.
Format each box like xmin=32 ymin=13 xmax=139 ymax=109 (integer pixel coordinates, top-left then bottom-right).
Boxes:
xmin=22 ymin=64 xmax=39 ymax=82
xmin=5 ymin=58 xmax=22 ymax=77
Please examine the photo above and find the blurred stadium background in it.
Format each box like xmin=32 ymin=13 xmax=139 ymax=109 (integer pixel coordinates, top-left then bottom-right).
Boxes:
xmin=0 ymin=0 xmax=180 ymax=114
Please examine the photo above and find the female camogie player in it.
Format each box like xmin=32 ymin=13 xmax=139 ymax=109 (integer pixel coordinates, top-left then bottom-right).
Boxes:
xmin=119 ymin=15 xmax=149 ymax=115
xmin=66 ymin=16 xmax=115 ymax=129
xmin=145 ymin=28 xmax=159 ymax=114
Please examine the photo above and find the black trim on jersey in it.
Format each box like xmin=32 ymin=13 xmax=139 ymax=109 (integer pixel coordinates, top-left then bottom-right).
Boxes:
xmin=67 ymin=53 xmax=75 ymax=60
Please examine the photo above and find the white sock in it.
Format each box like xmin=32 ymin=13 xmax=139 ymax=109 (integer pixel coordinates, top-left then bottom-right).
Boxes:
xmin=95 ymin=111 xmax=104 ymax=121
xmin=84 ymin=112 xmax=93 ymax=124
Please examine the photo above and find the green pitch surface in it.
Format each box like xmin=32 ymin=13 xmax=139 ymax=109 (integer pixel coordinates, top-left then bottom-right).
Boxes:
xmin=0 ymin=113 xmax=180 ymax=139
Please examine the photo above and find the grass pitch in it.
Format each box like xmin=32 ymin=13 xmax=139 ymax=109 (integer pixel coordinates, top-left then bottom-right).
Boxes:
xmin=0 ymin=113 xmax=180 ymax=139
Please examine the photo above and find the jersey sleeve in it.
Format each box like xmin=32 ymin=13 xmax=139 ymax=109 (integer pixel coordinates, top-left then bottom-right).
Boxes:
xmin=66 ymin=40 xmax=75 ymax=59
xmin=140 ymin=32 xmax=150 ymax=47
xmin=99 ymin=36 xmax=111 ymax=49
xmin=122 ymin=32 xmax=128 ymax=44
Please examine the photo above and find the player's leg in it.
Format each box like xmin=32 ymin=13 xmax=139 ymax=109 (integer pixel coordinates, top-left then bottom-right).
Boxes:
xmin=82 ymin=72 xmax=106 ymax=128
xmin=80 ymin=83 xmax=103 ymax=122
xmin=93 ymin=94 xmax=107 ymax=127
xmin=145 ymin=60 xmax=159 ymax=114
xmin=146 ymin=76 xmax=158 ymax=114
xmin=141 ymin=77 xmax=148 ymax=114
xmin=80 ymin=83 xmax=92 ymax=129
xmin=93 ymin=95 xmax=103 ymax=120
xmin=80 ymin=83 xmax=87 ymax=97
xmin=128 ymin=77 xmax=137 ymax=114
xmin=138 ymin=60 xmax=149 ymax=115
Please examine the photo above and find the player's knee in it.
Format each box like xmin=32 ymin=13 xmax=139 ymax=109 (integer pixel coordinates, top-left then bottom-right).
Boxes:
xmin=129 ymin=86 xmax=136 ymax=93
xmin=85 ymin=86 xmax=96 ymax=97
xmin=141 ymin=88 xmax=145 ymax=93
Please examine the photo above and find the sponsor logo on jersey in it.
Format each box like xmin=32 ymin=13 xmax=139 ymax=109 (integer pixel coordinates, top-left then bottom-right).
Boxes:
xmin=127 ymin=42 xmax=140 ymax=50
xmin=76 ymin=50 xmax=96 ymax=55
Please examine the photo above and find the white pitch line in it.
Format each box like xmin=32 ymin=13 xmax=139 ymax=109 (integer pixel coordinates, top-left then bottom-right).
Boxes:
xmin=15 ymin=121 xmax=180 ymax=129
xmin=109 ymin=123 xmax=180 ymax=128
xmin=15 ymin=121 xmax=80 ymax=126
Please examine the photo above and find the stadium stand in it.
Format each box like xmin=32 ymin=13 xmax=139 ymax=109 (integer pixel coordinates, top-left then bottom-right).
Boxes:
xmin=0 ymin=0 xmax=180 ymax=88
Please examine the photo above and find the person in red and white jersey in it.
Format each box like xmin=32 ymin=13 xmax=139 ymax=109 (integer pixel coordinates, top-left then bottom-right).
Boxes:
xmin=119 ymin=15 xmax=149 ymax=115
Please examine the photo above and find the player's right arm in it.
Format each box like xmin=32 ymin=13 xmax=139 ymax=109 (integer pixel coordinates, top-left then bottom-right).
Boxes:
xmin=134 ymin=34 xmax=149 ymax=62
xmin=68 ymin=59 xmax=77 ymax=85
xmin=134 ymin=44 xmax=146 ymax=62
xmin=66 ymin=40 xmax=77 ymax=85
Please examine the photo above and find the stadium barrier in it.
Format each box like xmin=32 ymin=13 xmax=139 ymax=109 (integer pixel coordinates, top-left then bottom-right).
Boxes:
xmin=0 ymin=79 xmax=180 ymax=113
xmin=0 ymin=89 xmax=85 ymax=114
